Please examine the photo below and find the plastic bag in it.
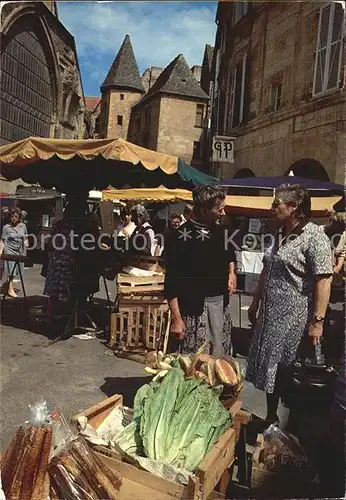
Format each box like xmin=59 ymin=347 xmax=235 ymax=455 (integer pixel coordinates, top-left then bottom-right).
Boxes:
xmin=48 ymin=437 xmax=122 ymax=499
xmin=262 ymin=424 xmax=318 ymax=482
xmin=1 ymin=399 xmax=53 ymax=500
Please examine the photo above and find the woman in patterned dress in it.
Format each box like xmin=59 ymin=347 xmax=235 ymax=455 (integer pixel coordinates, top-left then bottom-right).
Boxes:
xmin=246 ymin=184 xmax=333 ymax=423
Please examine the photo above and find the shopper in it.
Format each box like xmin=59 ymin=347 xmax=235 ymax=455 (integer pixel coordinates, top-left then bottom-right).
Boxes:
xmin=0 ymin=208 xmax=28 ymax=297
xmin=129 ymin=204 xmax=156 ymax=256
xmin=43 ymin=200 xmax=100 ymax=322
xmin=246 ymin=184 xmax=333 ymax=424
xmin=162 ymin=213 xmax=182 ymax=258
xmin=164 ymin=184 xmax=237 ymax=356
xmin=181 ymin=203 xmax=193 ymax=224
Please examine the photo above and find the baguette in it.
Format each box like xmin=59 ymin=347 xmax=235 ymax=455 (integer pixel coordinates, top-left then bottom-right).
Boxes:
xmin=59 ymin=452 xmax=96 ymax=499
xmin=71 ymin=439 xmax=122 ymax=497
xmin=41 ymin=473 xmax=50 ymax=500
xmin=93 ymin=450 xmax=123 ymax=494
xmin=30 ymin=427 xmax=52 ymax=500
xmin=20 ymin=427 xmax=46 ymax=500
xmin=49 ymin=461 xmax=80 ymax=500
xmin=215 ymin=359 xmax=238 ymax=386
xmin=49 ymin=481 xmax=60 ymax=500
xmin=8 ymin=426 xmax=35 ymax=499
xmin=1 ymin=425 xmax=26 ymax=495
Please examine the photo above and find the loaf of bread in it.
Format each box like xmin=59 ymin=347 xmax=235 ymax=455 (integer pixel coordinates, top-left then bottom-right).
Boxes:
xmin=215 ymin=359 xmax=238 ymax=386
xmin=190 ymin=353 xmax=215 ymax=375
xmin=49 ymin=438 xmax=122 ymax=499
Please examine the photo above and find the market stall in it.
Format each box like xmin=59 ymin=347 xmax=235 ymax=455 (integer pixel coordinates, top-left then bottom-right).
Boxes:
xmin=1 ymin=351 xmax=251 ymax=499
xmin=0 ymin=137 xmax=218 ymax=197
xmin=0 ymin=137 xmax=217 ymax=342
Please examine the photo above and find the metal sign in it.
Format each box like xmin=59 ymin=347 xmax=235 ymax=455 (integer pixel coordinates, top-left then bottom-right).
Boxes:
xmin=212 ymin=136 xmax=235 ymax=163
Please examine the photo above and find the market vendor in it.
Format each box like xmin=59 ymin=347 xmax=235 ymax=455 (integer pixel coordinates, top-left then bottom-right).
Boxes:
xmin=128 ymin=204 xmax=156 ymax=256
xmin=164 ymin=184 xmax=237 ymax=356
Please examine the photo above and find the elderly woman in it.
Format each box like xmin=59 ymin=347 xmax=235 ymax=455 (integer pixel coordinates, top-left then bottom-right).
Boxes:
xmin=0 ymin=208 xmax=28 ymax=297
xmin=246 ymin=184 xmax=333 ymax=423
xmin=128 ymin=204 xmax=155 ymax=256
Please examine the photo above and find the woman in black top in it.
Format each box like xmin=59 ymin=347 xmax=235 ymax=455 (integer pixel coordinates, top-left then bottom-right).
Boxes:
xmin=164 ymin=184 xmax=237 ymax=356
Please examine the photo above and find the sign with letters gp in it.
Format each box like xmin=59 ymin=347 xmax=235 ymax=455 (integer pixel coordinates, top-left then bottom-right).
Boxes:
xmin=212 ymin=136 xmax=235 ymax=163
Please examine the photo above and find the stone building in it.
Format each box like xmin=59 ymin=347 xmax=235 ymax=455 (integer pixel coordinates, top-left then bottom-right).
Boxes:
xmin=208 ymin=0 xmax=345 ymax=183
xmin=97 ymin=35 xmax=209 ymax=166
xmin=141 ymin=67 xmax=164 ymax=92
xmin=128 ymin=54 xmax=209 ymax=167
xmin=0 ymin=1 xmax=86 ymax=192
xmin=98 ymin=35 xmax=145 ymax=140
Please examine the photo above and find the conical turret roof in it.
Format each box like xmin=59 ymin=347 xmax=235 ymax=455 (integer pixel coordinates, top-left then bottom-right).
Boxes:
xmin=101 ymin=35 xmax=145 ymax=93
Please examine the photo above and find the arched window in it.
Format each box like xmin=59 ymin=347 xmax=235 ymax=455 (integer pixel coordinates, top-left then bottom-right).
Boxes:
xmin=0 ymin=17 xmax=54 ymax=144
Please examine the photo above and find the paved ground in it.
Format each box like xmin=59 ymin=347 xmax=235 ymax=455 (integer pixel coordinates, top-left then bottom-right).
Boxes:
xmin=0 ymin=266 xmax=268 ymax=451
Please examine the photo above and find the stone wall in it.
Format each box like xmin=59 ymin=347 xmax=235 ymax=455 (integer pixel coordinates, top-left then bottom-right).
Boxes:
xmin=0 ymin=1 xmax=85 ymax=141
xmin=157 ymin=96 xmax=205 ymax=164
xmin=129 ymin=96 xmax=161 ymax=150
xmin=106 ymin=90 xmax=143 ymax=139
xmin=211 ymin=0 xmax=345 ymax=182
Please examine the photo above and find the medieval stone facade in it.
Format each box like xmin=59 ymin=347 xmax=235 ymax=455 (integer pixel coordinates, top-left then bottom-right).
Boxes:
xmin=0 ymin=1 xmax=87 ymax=192
xmin=208 ymin=1 xmax=345 ymax=183
xmin=97 ymin=35 xmax=209 ymax=167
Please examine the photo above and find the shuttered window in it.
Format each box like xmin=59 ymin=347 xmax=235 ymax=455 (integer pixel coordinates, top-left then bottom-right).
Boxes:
xmin=313 ymin=2 xmax=344 ymax=95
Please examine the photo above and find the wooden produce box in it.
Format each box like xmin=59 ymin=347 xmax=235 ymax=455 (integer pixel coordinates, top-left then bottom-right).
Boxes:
xmin=72 ymin=394 xmax=243 ymax=500
xmin=111 ymin=274 xmax=169 ymax=352
xmin=117 ymin=273 xmax=165 ymax=296
xmin=127 ymin=255 xmax=165 ymax=274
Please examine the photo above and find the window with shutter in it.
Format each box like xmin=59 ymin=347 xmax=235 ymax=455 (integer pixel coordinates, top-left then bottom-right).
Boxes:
xmin=195 ymin=104 xmax=204 ymax=128
xmin=313 ymin=2 xmax=344 ymax=95
xmin=228 ymin=53 xmax=247 ymax=129
xmin=269 ymin=82 xmax=283 ymax=111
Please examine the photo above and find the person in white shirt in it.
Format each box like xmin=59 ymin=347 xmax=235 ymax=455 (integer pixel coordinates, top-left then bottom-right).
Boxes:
xmin=129 ymin=205 xmax=156 ymax=256
xmin=117 ymin=206 xmax=136 ymax=238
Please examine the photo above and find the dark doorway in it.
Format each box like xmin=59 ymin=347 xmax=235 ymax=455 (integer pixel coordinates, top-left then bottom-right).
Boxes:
xmin=286 ymin=159 xmax=330 ymax=181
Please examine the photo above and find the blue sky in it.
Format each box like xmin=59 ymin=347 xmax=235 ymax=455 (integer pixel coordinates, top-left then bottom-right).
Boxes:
xmin=58 ymin=1 xmax=217 ymax=96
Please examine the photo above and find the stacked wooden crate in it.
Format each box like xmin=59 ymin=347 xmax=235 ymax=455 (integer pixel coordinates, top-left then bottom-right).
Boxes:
xmin=110 ymin=273 xmax=169 ymax=354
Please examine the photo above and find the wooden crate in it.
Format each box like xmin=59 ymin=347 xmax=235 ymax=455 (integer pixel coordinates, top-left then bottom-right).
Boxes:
xmin=72 ymin=395 xmax=245 ymax=500
xmin=117 ymin=273 xmax=165 ymax=295
xmin=111 ymin=288 xmax=169 ymax=351
xmin=127 ymin=256 xmax=165 ymax=274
